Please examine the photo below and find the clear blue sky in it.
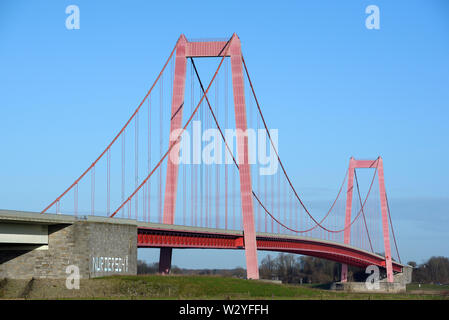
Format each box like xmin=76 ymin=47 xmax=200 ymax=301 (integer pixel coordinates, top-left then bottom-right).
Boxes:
xmin=1 ymin=0 xmax=448 ymax=267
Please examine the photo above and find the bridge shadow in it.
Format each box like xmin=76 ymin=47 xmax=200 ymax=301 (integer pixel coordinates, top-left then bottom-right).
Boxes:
xmin=0 ymin=224 xmax=67 ymax=264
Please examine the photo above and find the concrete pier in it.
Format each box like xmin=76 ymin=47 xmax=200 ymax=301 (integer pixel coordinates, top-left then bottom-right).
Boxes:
xmin=331 ymin=266 xmax=413 ymax=293
xmin=0 ymin=210 xmax=137 ymax=279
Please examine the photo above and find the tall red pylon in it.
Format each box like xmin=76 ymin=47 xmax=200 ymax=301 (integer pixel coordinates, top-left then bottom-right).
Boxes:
xmin=340 ymin=157 xmax=394 ymax=283
xmin=159 ymin=35 xmax=187 ymax=274
xmin=160 ymin=34 xmax=259 ymax=279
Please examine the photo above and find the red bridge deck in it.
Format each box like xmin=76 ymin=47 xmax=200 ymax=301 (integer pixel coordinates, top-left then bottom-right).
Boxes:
xmin=137 ymin=223 xmax=403 ymax=273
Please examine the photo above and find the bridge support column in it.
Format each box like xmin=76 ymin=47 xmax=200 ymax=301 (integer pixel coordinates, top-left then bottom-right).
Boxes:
xmin=341 ymin=157 xmax=355 ymax=282
xmin=159 ymin=248 xmax=173 ymax=274
xmin=159 ymin=34 xmax=259 ymax=279
xmin=341 ymin=264 xmax=348 ymax=282
xmin=0 ymin=218 xmax=137 ymax=279
xmin=377 ymin=157 xmax=394 ymax=282
xmin=341 ymin=157 xmax=394 ymax=283
xmin=163 ymin=34 xmax=187 ymax=226
xmin=159 ymin=35 xmax=187 ymax=275
xmin=230 ymin=35 xmax=259 ymax=280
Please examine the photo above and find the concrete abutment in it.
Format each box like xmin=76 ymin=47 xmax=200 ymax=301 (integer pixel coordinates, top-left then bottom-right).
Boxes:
xmin=0 ymin=214 xmax=137 ymax=279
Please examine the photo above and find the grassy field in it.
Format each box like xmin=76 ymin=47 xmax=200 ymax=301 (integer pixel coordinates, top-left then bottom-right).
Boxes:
xmin=406 ymin=283 xmax=449 ymax=295
xmin=0 ymin=275 xmax=448 ymax=300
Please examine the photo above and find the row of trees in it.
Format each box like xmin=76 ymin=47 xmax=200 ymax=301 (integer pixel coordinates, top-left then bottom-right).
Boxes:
xmin=259 ymin=254 xmax=346 ymax=284
xmin=137 ymin=254 xmax=352 ymax=283
xmin=138 ymin=255 xmax=449 ymax=284
xmin=408 ymin=257 xmax=449 ymax=284
xmin=261 ymin=255 xmax=449 ymax=284
xmin=137 ymin=260 xmax=246 ymax=278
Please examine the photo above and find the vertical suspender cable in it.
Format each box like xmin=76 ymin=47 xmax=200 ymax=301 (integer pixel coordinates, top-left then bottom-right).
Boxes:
xmin=135 ymin=112 xmax=139 ymax=220
xmin=190 ymin=61 xmax=195 ymax=227
xmin=147 ymin=95 xmax=151 ymax=222
xmin=107 ymin=149 xmax=110 ymax=216
xmin=159 ymin=73 xmax=163 ymax=223
xmin=122 ymin=131 xmax=125 ymax=218
xmin=91 ymin=166 xmax=95 ymax=216
xmin=385 ymin=192 xmax=401 ymax=263
xmin=215 ymin=69 xmax=220 ymax=229
xmin=224 ymin=58 xmax=229 ymax=230
xmin=74 ymin=183 xmax=78 ymax=216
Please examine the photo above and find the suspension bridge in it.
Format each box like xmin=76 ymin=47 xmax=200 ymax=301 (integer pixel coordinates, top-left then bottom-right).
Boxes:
xmin=1 ymin=34 xmax=405 ymax=283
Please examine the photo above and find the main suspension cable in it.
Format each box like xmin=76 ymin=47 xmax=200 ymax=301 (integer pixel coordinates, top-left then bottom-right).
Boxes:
xmin=354 ymin=169 xmax=374 ymax=252
xmin=385 ymin=192 xmax=401 ymax=263
xmin=110 ymin=36 xmax=233 ymax=217
xmin=242 ymin=55 xmax=380 ymax=233
xmin=194 ymin=56 xmax=373 ymax=234
xmin=41 ymin=37 xmax=181 ymax=214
